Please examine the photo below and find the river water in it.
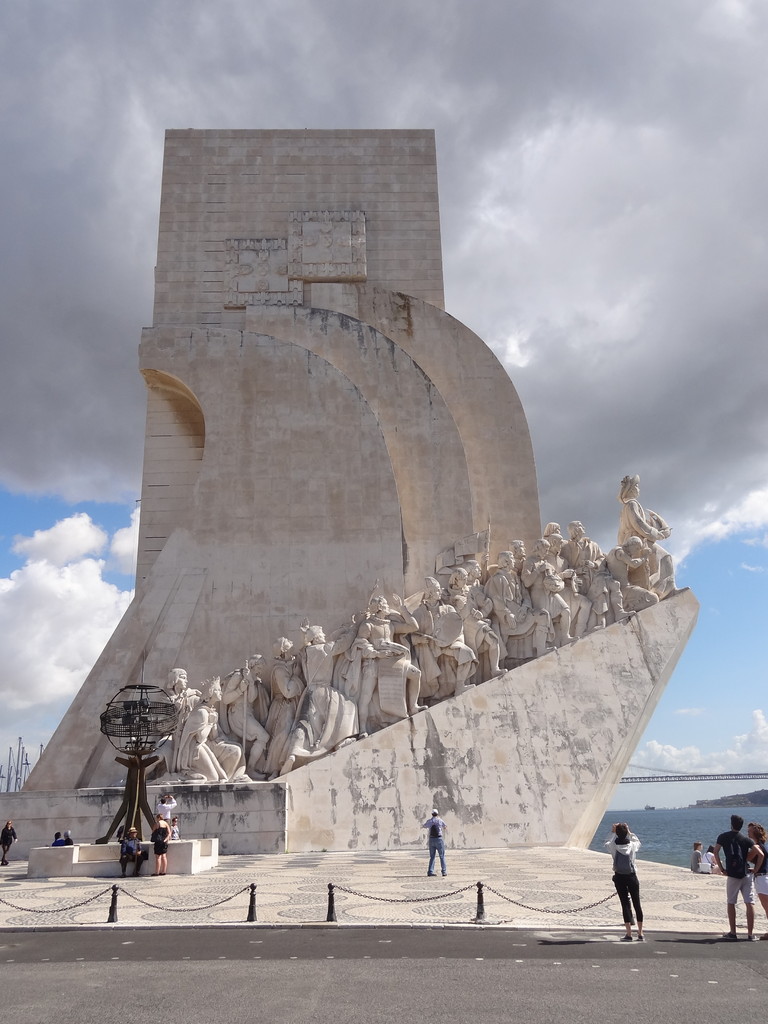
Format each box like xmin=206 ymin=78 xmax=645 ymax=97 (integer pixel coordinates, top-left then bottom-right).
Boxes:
xmin=588 ymin=806 xmax=768 ymax=868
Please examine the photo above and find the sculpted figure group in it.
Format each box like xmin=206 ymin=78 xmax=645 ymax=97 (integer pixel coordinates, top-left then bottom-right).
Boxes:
xmin=158 ymin=475 xmax=677 ymax=780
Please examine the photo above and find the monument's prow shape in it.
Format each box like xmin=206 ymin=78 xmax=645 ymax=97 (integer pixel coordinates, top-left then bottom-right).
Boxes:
xmin=281 ymin=589 xmax=698 ymax=851
xmin=18 ymin=130 xmax=696 ymax=859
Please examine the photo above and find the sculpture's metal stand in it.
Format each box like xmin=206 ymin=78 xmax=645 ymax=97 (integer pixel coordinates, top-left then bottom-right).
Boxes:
xmin=95 ymin=753 xmax=159 ymax=843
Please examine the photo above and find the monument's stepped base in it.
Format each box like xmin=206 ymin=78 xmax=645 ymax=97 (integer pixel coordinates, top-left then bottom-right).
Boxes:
xmin=8 ymin=591 xmax=696 ymax=858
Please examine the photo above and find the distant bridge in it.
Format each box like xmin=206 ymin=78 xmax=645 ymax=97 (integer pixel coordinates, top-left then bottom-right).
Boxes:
xmin=621 ymin=770 xmax=768 ymax=784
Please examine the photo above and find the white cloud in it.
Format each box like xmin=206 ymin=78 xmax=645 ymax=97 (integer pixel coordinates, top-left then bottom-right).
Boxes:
xmin=0 ymin=0 xmax=767 ymax=558
xmin=635 ymin=709 xmax=768 ymax=773
xmin=740 ymin=562 xmax=766 ymax=573
xmin=110 ymin=506 xmax=140 ymax=575
xmin=0 ymin=515 xmax=132 ymax=713
xmin=668 ymin=488 xmax=768 ymax=564
xmin=674 ymin=707 xmax=706 ymax=717
xmin=12 ymin=512 xmax=107 ymax=567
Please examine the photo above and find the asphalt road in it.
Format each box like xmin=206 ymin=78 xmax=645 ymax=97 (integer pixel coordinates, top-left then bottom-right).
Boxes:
xmin=4 ymin=926 xmax=768 ymax=962
xmin=4 ymin=929 xmax=767 ymax=1023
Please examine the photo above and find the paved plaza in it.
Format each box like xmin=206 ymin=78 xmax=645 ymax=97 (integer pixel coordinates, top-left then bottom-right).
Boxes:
xmin=0 ymin=846 xmax=757 ymax=936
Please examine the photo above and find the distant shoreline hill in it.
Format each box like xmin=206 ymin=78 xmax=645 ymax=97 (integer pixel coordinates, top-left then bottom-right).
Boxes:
xmin=691 ymin=790 xmax=768 ymax=808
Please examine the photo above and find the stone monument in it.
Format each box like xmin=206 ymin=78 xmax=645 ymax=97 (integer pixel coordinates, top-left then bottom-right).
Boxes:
xmin=15 ymin=130 xmax=697 ymax=855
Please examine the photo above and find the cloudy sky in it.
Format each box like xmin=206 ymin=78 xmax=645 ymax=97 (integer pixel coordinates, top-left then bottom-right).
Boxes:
xmin=1 ymin=0 xmax=766 ymax=808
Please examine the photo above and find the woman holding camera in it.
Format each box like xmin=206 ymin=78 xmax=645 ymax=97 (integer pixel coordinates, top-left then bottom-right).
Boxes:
xmin=605 ymin=822 xmax=644 ymax=941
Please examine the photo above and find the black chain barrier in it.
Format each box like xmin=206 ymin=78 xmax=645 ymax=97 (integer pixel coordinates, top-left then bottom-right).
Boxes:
xmin=118 ymin=883 xmax=253 ymax=913
xmin=0 ymin=879 xmax=616 ymax=925
xmin=0 ymin=887 xmax=114 ymax=914
xmin=0 ymin=883 xmax=256 ymax=924
xmin=108 ymin=885 xmax=118 ymax=923
xmin=475 ymin=881 xmax=486 ymax=922
xmin=327 ymin=880 xmax=618 ymax=922
xmin=332 ymin=881 xmax=476 ymax=903
xmin=327 ymin=881 xmax=477 ymax=922
xmin=482 ymin=883 xmax=618 ymax=915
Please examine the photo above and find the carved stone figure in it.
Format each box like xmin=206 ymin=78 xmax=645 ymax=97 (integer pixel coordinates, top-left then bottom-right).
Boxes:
xmin=279 ymin=623 xmax=359 ymax=775
xmin=561 ymin=572 xmax=593 ymax=638
xmin=618 ymin=475 xmax=676 ymax=599
xmin=408 ymin=577 xmax=477 ymax=702
xmin=245 ymin=654 xmax=271 ymax=726
xmin=176 ymin=676 xmax=248 ymax=783
xmin=353 ymin=594 xmax=424 ymax=734
xmin=521 ymin=539 xmax=572 ymax=649
xmin=560 ymin=521 xmax=604 ymax=578
xmin=168 ymin=667 xmax=199 ymax=710
xmin=449 ymin=563 xmax=502 ymax=681
xmin=560 ymin=522 xmax=621 ymax=631
xmin=510 ymin=539 xmax=527 ymax=576
xmin=167 ymin=668 xmax=202 ymax=774
xmin=605 ymin=537 xmax=660 ymax=612
xmin=543 ymin=534 xmax=592 ymax=639
xmin=263 ymin=638 xmax=304 ymax=780
xmin=543 ymin=531 xmax=565 ymax=570
xmin=220 ymin=658 xmax=270 ymax=774
xmin=485 ymin=551 xmax=549 ymax=665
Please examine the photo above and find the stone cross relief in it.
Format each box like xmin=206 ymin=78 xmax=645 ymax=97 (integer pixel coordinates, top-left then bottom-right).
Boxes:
xmin=224 ymin=210 xmax=366 ymax=308
xmin=153 ymin=476 xmax=677 ymax=785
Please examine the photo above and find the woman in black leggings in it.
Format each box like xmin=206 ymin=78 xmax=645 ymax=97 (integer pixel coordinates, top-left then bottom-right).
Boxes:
xmin=605 ymin=822 xmax=644 ymax=941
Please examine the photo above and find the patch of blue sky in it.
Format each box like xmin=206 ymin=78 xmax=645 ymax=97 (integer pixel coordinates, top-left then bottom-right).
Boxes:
xmin=0 ymin=488 xmax=137 ymax=586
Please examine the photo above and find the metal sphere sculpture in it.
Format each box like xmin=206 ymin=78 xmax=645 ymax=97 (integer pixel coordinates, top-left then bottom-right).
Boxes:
xmin=96 ymin=683 xmax=179 ymax=844
xmin=100 ymin=684 xmax=178 ymax=756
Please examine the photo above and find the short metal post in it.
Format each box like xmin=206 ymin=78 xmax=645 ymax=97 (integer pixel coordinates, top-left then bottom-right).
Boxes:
xmin=247 ymin=882 xmax=257 ymax=923
xmin=107 ymin=884 xmax=119 ymax=923
xmin=474 ymin=881 xmax=486 ymax=923
xmin=326 ymin=882 xmax=337 ymax=922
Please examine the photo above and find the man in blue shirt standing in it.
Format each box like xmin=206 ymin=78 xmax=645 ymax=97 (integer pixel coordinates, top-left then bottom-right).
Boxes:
xmin=422 ymin=809 xmax=448 ymax=877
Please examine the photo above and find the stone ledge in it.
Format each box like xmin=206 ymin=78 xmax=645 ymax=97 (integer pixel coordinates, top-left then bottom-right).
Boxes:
xmin=27 ymin=839 xmax=219 ymax=878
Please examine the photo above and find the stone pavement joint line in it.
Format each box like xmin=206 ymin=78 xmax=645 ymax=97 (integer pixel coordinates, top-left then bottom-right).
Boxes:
xmin=0 ymin=848 xmax=754 ymax=934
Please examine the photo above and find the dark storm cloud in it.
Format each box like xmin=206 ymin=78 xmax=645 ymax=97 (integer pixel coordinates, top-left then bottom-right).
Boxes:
xmin=0 ymin=0 xmax=766 ymax=555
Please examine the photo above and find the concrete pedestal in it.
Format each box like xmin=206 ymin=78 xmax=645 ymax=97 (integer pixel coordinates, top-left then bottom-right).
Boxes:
xmin=27 ymin=838 xmax=219 ymax=878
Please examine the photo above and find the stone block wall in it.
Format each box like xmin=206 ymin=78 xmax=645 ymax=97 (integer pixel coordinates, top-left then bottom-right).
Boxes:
xmin=1 ymin=783 xmax=286 ymax=859
xmin=154 ymin=129 xmax=444 ymax=327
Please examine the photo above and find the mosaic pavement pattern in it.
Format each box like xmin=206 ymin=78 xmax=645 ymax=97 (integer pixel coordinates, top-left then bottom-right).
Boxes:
xmin=0 ymin=848 xmax=760 ymax=935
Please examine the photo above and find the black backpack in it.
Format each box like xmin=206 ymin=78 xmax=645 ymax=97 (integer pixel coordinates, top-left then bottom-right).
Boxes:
xmin=429 ymin=823 xmax=440 ymax=838
xmin=726 ymin=835 xmax=747 ymax=878
xmin=614 ymin=846 xmax=634 ymax=875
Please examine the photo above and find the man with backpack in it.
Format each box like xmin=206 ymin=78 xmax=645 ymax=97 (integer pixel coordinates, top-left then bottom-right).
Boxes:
xmin=422 ymin=809 xmax=448 ymax=876
xmin=714 ymin=814 xmax=764 ymax=940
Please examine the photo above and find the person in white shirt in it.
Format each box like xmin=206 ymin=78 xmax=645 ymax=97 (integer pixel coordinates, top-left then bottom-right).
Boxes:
xmin=155 ymin=794 xmax=177 ymax=821
xmin=703 ymin=845 xmax=720 ymax=874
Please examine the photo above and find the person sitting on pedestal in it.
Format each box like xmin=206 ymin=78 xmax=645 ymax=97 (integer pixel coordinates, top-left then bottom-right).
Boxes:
xmin=119 ymin=827 xmax=144 ymax=877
